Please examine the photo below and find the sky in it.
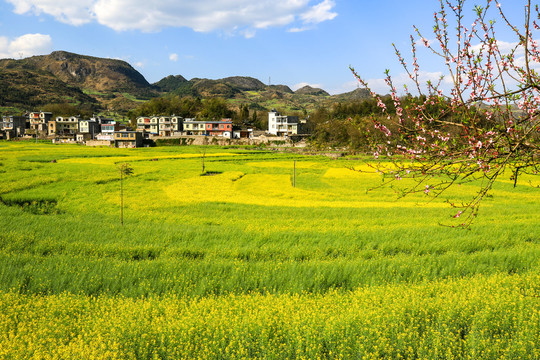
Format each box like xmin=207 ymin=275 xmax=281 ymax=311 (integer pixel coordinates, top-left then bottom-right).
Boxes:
xmin=0 ymin=0 xmax=529 ymax=95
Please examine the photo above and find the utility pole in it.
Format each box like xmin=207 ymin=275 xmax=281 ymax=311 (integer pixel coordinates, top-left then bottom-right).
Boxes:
xmin=118 ymin=163 xmax=134 ymax=226
xmin=121 ymin=170 xmax=124 ymax=225
xmin=293 ymin=160 xmax=296 ymax=188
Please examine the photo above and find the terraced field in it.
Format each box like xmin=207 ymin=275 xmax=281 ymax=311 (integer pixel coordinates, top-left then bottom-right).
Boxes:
xmin=0 ymin=142 xmax=538 ymax=359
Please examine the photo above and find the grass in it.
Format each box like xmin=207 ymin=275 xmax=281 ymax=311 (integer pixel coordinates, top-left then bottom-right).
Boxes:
xmin=0 ymin=106 xmax=24 ymax=114
xmin=0 ymin=141 xmax=538 ymax=358
xmin=120 ymin=92 xmax=148 ymax=102
xmin=82 ymin=88 xmax=109 ymax=96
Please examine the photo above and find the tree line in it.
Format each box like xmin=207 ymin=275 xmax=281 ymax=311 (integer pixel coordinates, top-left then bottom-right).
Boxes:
xmin=126 ymin=96 xmax=265 ymax=129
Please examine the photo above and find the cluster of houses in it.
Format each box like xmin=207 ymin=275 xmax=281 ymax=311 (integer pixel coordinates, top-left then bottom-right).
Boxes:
xmin=135 ymin=109 xmax=306 ymax=139
xmin=0 ymin=109 xmax=307 ymax=147
xmin=0 ymin=112 xmax=139 ymax=147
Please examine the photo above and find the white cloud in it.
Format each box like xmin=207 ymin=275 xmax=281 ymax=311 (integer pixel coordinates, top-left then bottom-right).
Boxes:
xmin=169 ymin=53 xmax=179 ymax=62
xmin=7 ymin=0 xmax=95 ymax=26
xmin=0 ymin=33 xmax=53 ymax=59
xmin=329 ymin=80 xmax=360 ymax=95
xmin=300 ymin=0 xmax=337 ymax=24
xmin=240 ymin=29 xmax=256 ymax=39
xmin=0 ymin=37 xmax=8 ymax=55
xmin=288 ymin=27 xmax=309 ymax=33
xmin=6 ymin=0 xmax=337 ymax=35
xmin=470 ymin=38 xmax=540 ymax=71
xmin=494 ymin=40 xmax=520 ymax=54
xmin=363 ymin=71 xmax=447 ymax=95
xmin=470 ymin=40 xmax=519 ymax=55
xmin=293 ymin=82 xmax=324 ymax=90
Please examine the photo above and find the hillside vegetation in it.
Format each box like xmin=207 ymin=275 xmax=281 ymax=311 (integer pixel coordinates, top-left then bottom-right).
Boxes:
xmin=0 ymin=65 xmax=98 ymax=109
xmin=0 ymin=51 xmax=371 ymax=117
xmin=0 ymin=51 xmax=159 ymax=112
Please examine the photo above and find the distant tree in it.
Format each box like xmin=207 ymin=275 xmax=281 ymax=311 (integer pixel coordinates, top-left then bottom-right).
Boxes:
xmin=127 ymin=95 xmax=203 ymax=120
xmin=351 ymin=0 xmax=539 ymax=226
xmin=129 ymin=117 xmax=137 ymax=129
xmin=199 ymin=98 xmax=234 ymax=120
xmin=43 ymin=103 xmax=93 ymax=118
xmin=118 ymin=163 xmax=134 ymax=226
xmin=180 ymin=97 xmax=203 ymax=117
xmin=171 ymin=82 xmax=198 ymax=97
xmin=252 ymin=110 xmax=271 ymax=130
xmin=239 ymin=104 xmax=250 ymax=124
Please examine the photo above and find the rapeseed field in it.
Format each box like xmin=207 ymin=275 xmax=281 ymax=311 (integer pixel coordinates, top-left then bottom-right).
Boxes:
xmin=0 ymin=142 xmax=538 ymax=359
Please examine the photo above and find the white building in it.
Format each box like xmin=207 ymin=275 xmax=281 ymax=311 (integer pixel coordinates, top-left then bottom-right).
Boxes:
xmin=268 ymin=109 xmax=300 ymax=136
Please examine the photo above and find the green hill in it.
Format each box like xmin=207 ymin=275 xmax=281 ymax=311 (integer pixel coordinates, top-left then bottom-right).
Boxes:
xmin=0 ymin=51 xmax=158 ymax=113
xmin=0 ymin=51 xmax=372 ymax=116
xmin=0 ymin=65 xmax=97 ymax=109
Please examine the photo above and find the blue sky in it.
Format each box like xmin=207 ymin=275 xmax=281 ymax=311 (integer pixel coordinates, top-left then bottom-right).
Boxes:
xmin=0 ymin=0 xmax=528 ymax=95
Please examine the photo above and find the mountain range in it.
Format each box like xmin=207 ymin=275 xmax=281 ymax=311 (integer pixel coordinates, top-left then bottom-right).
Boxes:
xmin=0 ymin=51 xmax=370 ymax=114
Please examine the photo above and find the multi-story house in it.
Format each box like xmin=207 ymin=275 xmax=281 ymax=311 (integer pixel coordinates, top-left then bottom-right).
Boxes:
xmin=171 ymin=116 xmax=183 ymax=134
xmin=158 ymin=116 xmax=172 ymax=137
xmin=114 ymin=131 xmax=143 ymax=148
xmin=28 ymin=111 xmax=52 ymax=135
xmin=205 ymin=119 xmax=232 ymax=138
xmin=267 ymin=109 xmax=301 ymax=136
xmin=47 ymin=121 xmax=56 ymax=136
xmin=78 ymin=119 xmax=100 ymax=137
xmin=49 ymin=116 xmax=80 ymax=136
xmin=151 ymin=116 xmax=161 ymax=134
xmin=158 ymin=116 xmax=183 ymax=136
xmin=28 ymin=112 xmax=39 ymax=132
xmin=136 ymin=116 xmax=159 ymax=135
xmin=183 ymin=118 xmax=206 ymax=135
xmin=95 ymin=118 xmax=120 ymax=141
xmin=1 ymin=116 xmax=27 ymax=139
xmin=183 ymin=118 xmax=232 ymax=137
xmin=100 ymin=119 xmax=118 ymax=134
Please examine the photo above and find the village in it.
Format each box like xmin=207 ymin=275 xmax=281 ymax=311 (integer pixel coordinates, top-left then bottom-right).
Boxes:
xmin=0 ymin=109 xmax=309 ymax=147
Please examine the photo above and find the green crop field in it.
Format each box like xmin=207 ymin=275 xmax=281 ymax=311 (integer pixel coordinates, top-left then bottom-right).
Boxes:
xmin=0 ymin=142 xmax=539 ymax=359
